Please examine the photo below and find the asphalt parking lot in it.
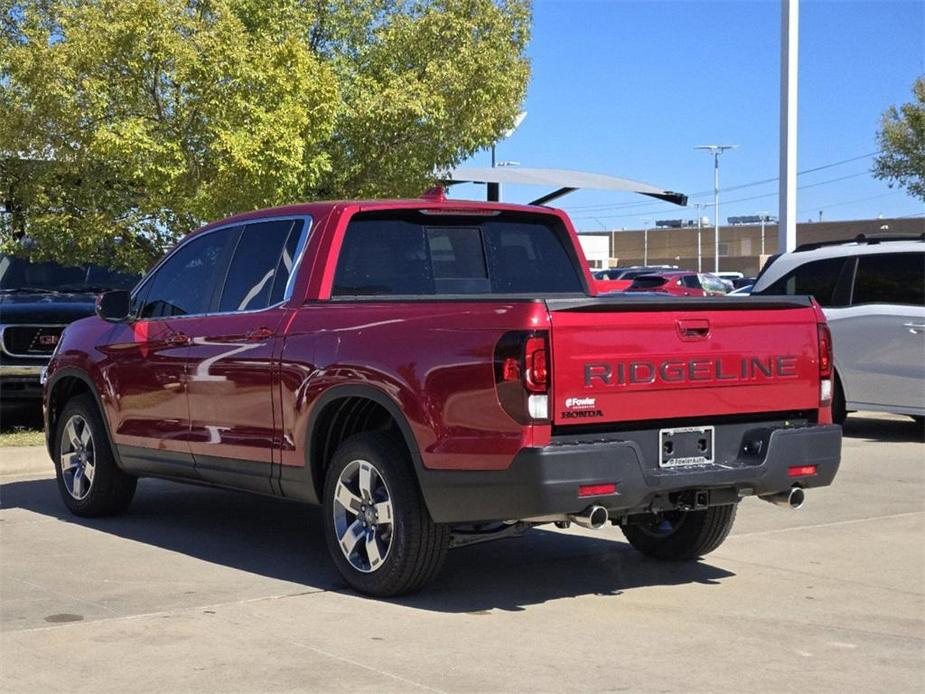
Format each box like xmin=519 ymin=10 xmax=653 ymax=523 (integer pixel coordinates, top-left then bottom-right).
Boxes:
xmin=2 ymin=413 xmax=923 ymax=693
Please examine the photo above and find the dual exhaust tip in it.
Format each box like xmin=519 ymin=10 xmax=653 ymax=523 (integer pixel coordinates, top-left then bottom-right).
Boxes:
xmin=563 ymin=488 xmax=803 ymax=531
xmin=762 ymin=486 xmax=805 ymax=510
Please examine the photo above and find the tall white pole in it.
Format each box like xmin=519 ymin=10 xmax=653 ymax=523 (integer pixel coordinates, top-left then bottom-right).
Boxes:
xmin=713 ymin=153 xmax=720 ymax=273
xmin=643 ymin=224 xmax=648 ymax=265
xmin=697 ymin=213 xmax=703 ymax=272
xmin=696 ymin=145 xmax=736 ymax=272
xmin=779 ymin=0 xmax=799 ymax=252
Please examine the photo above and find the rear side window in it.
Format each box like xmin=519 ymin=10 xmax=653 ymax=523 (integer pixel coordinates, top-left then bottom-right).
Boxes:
xmin=681 ymin=275 xmax=700 ymax=289
xmin=631 ymin=276 xmax=669 ymax=289
xmin=140 ymin=231 xmax=233 ymax=318
xmin=758 ymin=257 xmax=849 ymax=307
xmin=218 ymin=219 xmax=300 ymax=312
xmin=331 ymin=213 xmax=583 ymax=297
xmin=852 ymin=252 xmax=925 ymax=306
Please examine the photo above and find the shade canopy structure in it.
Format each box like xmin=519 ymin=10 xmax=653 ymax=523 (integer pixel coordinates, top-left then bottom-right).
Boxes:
xmin=442 ymin=166 xmax=688 ymax=207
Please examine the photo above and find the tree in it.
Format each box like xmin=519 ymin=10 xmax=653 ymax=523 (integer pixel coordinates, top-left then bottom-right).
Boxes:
xmin=873 ymin=76 xmax=925 ymax=202
xmin=0 ymin=0 xmax=530 ymax=271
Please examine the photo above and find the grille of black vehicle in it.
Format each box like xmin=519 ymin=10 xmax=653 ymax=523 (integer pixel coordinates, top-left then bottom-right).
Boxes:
xmin=1 ymin=326 xmax=65 ymax=357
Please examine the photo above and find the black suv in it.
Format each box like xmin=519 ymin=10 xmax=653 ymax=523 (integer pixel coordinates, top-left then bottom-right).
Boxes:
xmin=0 ymin=254 xmax=140 ymax=407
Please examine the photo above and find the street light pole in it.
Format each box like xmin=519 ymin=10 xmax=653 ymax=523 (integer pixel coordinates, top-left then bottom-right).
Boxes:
xmin=641 ymin=219 xmax=651 ymax=266
xmin=693 ymin=203 xmax=708 ymax=272
xmin=487 ymin=111 xmax=527 ymax=203
xmin=758 ymin=211 xmax=768 ymax=256
xmin=695 ymin=144 xmax=738 ymax=273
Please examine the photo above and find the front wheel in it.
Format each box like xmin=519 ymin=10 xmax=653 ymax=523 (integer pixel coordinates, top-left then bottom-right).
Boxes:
xmin=322 ymin=432 xmax=449 ymax=597
xmin=53 ymin=394 xmax=136 ymax=517
xmin=621 ymin=504 xmax=737 ymax=560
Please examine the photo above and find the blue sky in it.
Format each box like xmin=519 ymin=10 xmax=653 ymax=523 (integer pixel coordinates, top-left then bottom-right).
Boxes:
xmin=450 ymin=0 xmax=925 ymax=231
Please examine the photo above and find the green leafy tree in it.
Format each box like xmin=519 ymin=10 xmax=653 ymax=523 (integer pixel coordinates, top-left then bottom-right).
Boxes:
xmin=0 ymin=0 xmax=530 ymax=271
xmin=873 ymin=76 xmax=925 ymax=202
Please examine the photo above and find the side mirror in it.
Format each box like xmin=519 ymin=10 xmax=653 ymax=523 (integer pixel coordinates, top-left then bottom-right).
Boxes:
xmin=96 ymin=290 xmax=132 ymax=323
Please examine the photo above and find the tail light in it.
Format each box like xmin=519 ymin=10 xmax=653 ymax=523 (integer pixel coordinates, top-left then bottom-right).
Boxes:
xmin=818 ymin=323 xmax=833 ymax=406
xmin=495 ymin=331 xmax=550 ymax=423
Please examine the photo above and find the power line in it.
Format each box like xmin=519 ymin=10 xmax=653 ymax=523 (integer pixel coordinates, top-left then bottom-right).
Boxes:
xmin=564 ymin=151 xmax=881 ymax=216
xmin=572 ymin=171 xmax=882 ymax=224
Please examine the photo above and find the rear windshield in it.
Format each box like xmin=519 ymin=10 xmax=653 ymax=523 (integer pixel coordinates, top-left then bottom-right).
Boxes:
xmin=332 ymin=211 xmax=584 ymax=297
xmin=630 ymin=276 xmax=669 ymax=289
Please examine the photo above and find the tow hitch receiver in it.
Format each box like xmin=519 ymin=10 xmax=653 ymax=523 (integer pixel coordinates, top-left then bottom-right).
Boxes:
xmin=673 ymin=490 xmax=710 ymax=511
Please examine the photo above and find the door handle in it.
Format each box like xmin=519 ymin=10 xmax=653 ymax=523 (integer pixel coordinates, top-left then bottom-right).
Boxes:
xmin=245 ymin=327 xmax=274 ymax=341
xmin=677 ymin=318 xmax=711 ymax=340
xmin=903 ymin=323 xmax=925 ymax=334
xmin=166 ymin=332 xmax=189 ymax=346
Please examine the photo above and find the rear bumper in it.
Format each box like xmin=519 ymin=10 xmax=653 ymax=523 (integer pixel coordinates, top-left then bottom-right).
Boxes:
xmin=419 ymin=424 xmax=841 ymax=524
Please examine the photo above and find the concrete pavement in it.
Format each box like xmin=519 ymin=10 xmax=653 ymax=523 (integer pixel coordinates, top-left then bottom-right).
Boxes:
xmin=2 ymin=413 xmax=923 ymax=693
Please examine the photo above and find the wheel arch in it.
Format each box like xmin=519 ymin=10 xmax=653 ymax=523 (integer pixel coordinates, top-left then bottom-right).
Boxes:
xmin=45 ymin=368 xmax=115 ymax=461
xmin=305 ymin=384 xmax=429 ymax=508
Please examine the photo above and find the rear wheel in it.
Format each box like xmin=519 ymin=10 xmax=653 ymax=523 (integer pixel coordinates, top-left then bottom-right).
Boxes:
xmin=621 ymin=504 xmax=737 ymax=560
xmin=322 ymin=432 xmax=449 ymax=597
xmin=53 ymin=394 xmax=136 ymax=517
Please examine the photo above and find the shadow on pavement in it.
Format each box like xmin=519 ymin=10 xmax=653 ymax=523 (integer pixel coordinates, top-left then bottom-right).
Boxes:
xmin=1 ymin=476 xmax=735 ymax=613
xmin=0 ymin=402 xmax=44 ymax=432
xmin=842 ymin=413 xmax=924 ymax=443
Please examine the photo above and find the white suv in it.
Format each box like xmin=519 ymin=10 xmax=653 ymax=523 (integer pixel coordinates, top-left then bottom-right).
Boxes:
xmin=752 ymin=235 xmax=924 ymax=424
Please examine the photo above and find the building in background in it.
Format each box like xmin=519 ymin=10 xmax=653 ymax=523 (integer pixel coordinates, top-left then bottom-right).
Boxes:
xmin=577 ymin=216 xmax=924 ymax=275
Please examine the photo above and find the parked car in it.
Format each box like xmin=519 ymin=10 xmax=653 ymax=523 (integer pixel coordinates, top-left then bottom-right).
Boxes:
xmin=625 ymin=271 xmax=728 ymax=296
xmin=592 ymin=270 xmax=632 ymax=293
xmin=751 ymin=234 xmax=925 ymax=424
xmin=44 ymin=194 xmax=841 ymax=596
xmin=0 ymin=254 xmax=140 ymax=408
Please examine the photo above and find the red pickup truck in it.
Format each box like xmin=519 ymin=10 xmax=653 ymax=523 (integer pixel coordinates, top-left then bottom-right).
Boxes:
xmin=43 ymin=192 xmax=841 ymax=596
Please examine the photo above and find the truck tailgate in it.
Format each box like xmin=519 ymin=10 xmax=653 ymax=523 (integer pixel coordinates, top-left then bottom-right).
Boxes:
xmin=547 ymin=296 xmax=821 ymax=426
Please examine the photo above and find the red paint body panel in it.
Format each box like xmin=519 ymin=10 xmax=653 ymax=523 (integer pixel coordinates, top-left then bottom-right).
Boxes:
xmin=549 ymin=307 xmax=820 ymax=425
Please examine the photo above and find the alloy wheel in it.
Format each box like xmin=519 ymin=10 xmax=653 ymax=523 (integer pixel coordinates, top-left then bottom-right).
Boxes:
xmin=332 ymin=459 xmax=394 ymax=573
xmin=59 ymin=414 xmax=95 ymax=501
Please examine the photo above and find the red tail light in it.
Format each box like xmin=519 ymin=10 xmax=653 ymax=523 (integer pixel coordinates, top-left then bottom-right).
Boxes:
xmin=817 ymin=323 xmax=834 ymax=408
xmin=494 ymin=331 xmax=551 ymax=423
xmin=817 ymin=324 xmax=833 ymax=378
xmin=524 ymin=336 xmax=549 ymax=393
xmin=788 ymin=465 xmax=817 ymax=477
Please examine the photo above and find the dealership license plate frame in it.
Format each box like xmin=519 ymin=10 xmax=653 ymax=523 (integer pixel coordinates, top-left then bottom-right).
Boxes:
xmin=658 ymin=425 xmax=715 ymax=468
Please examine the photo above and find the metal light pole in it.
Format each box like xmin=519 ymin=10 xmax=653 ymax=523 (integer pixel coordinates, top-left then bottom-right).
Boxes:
xmin=779 ymin=0 xmax=799 ymax=252
xmin=641 ymin=219 xmax=651 ymax=266
xmin=758 ymin=211 xmax=768 ymax=256
xmin=488 ymin=111 xmax=527 ymax=202
xmin=695 ymin=144 xmax=738 ymax=272
xmin=693 ymin=203 xmax=708 ymax=272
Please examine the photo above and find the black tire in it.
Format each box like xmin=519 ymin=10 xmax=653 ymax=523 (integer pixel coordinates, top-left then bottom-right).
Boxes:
xmin=832 ymin=375 xmax=847 ymax=426
xmin=53 ymin=393 xmax=136 ymax=517
xmin=621 ymin=504 xmax=737 ymax=560
xmin=322 ymin=432 xmax=449 ymax=597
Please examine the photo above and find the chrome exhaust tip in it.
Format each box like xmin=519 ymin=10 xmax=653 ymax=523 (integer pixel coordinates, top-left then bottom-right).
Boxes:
xmin=568 ymin=505 xmax=609 ymax=530
xmin=762 ymin=487 xmax=805 ymax=509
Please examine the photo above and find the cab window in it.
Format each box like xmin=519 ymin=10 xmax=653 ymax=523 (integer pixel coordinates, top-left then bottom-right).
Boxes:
xmin=218 ymin=219 xmax=302 ymax=312
xmin=140 ymin=231 xmax=235 ymax=318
